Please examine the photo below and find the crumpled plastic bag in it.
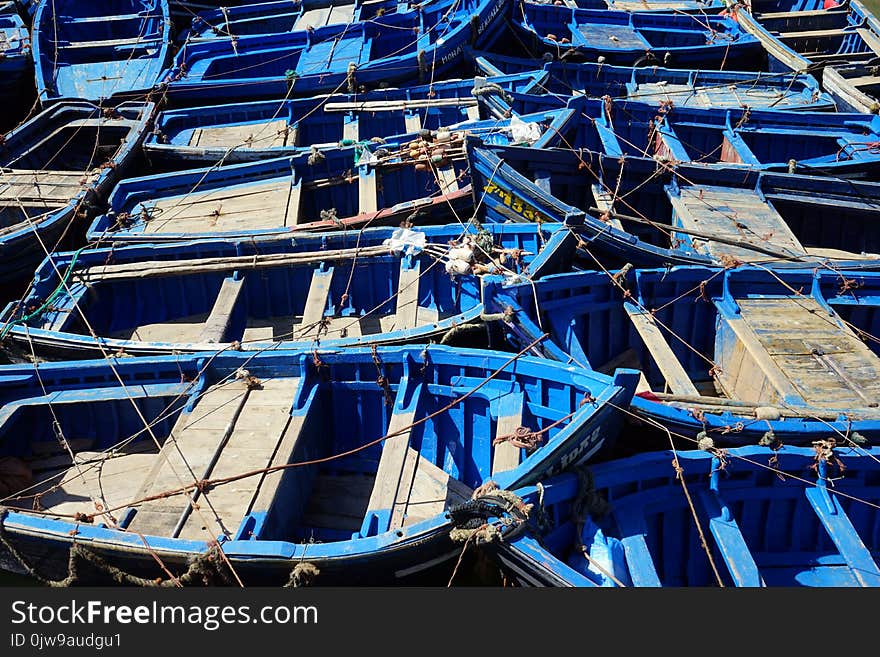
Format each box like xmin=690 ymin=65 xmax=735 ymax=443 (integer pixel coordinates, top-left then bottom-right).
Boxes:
xmin=509 ymin=114 xmax=543 ymax=145
xmin=383 ymin=227 xmax=427 ymax=256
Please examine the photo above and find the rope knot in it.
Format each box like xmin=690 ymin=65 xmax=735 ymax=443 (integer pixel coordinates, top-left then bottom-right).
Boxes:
xmin=319 ymin=208 xmax=339 ymax=223
xmin=758 ymin=430 xmax=781 ymax=449
xmin=234 ymin=368 xmax=261 ymax=389
xmin=308 ymin=146 xmax=325 ymax=166
xmin=696 ymin=432 xmax=715 ymax=451
xmin=448 ymin=482 xmax=532 ymax=545
xmin=285 ymin=562 xmax=320 ymax=587
xmin=493 ymin=425 xmax=543 ymax=451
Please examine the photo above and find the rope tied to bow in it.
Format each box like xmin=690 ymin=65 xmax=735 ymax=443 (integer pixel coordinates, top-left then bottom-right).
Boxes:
xmin=492 ymin=425 xmax=543 ymax=451
xmin=448 ymin=481 xmax=532 ymax=545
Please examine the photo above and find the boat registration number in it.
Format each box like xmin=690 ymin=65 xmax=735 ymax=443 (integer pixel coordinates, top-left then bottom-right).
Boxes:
xmin=482 ymin=182 xmax=551 ymax=223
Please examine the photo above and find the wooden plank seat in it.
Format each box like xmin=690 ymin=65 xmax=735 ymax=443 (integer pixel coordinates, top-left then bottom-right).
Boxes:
xmin=199 ymin=275 xmax=245 ymax=343
xmin=667 ymin=184 xmax=806 ymax=262
xmin=625 ymin=303 xmax=700 ymax=396
xmin=295 ymin=266 xmax=334 ymax=339
xmin=124 ymin=376 xmax=301 ymax=539
xmin=714 ymin=296 xmax=880 ymax=410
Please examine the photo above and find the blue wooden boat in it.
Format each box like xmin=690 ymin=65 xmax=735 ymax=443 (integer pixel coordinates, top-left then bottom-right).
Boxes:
xmin=475 ymin=94 xmax=880 ymax=177
xmin=483 ymin=264 xmax=880 ymax=445
xmin=0 ymin=346 xmax=637 ymax=585
xmin=511 ymin=1 xmax=764 ymax=69
xmin=88 ymin=105 xmax=574 ymax=244
xmin=0 ymin=222 xmax=580 ymax=360
xmin=182 ymin=0 xmax=404 ymax=41
xmin=492 ymin=444 xmax=880 ymax=586
xmin=522 ymin=0 xmax=726 ymax=11
xmin=8 ymin=0 xmax=36 ymax=18
xmin=161 ymin=0 xmax=509 ymax=105
xmin=143 ymin=71 xmax=547 ymax=166
xmin=0 ymin=10 xmax=31 ymax=121
xmin=32 ymin=0 xmax=172 ymax=105
xmin=468 ymin=141 xmax=880 ymax=269
xmin=0 ymin=1 xmax=36 ymax=20
xmin=169 ymin=0 xmax=254 ymax=23
xmin=0 ymin=101 xmax=154 ymax=285
xmin=470 ymin=49 xmax=837 ymax=112
xmin=738 ymin=0 xmax=880 ymax=113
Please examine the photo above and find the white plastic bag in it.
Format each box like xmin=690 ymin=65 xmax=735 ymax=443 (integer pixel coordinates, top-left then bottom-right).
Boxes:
xmin=383 ymin=227 xmax=427 ymax=256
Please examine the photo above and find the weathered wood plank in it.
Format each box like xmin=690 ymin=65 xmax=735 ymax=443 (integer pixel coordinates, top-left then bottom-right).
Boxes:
xmin=625 ymin=305 xmax=699 ymax=396
xmin=722 ymin=297 xmax=880 ymax=409
xmin=25 ymin=448 xmax=158 ymax=523
xmin=857 ymin=28 xmax=880 ymax=55
xmin=403 ymin=456 xmax=472 ymax=527
xmin=248 ymin=411 xmax=308 ymax=520
xmin=125 ymin=382 xmax=250 ymax=537
xmin=297 ymin=267 xmax=334 ymax=339
xmin=178 ymin=377 xmax=301 ymax=539
xmin=395 ymin=258 xmax=420 ymax=331
xmin=492 ymin=390 xmax=524 ymax=476
xmin=668 ymin=184 xmax=806 ymax=261
xmin=591 ymin=184 xmax=625 ymax=230
xmin=364 ymin=380 xmax=423 ymax=532
xmin=283 ymin=177 xmax=302 ymax=227
xmin=189 ymin=119 xmax=289 ymax=149
xmin=141 ymin=180 xmax=291 ymax=233
xmin=359 ymin=167 xmax=378 ymax=214
xmin=199 ymin=276 xmax=244 ymax=343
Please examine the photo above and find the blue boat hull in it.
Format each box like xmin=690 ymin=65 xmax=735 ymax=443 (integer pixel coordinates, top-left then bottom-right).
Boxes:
xmin=483 ymin=265 xmax=880 ymax=445
xmin=0 ymin=223 xmax=580 ymax=360
xmin=162 ymin=0 xmax=509 ymax=105
xmin=0 ymin=101 xmax=154 ymax=284
xmin=467 ymin=142 xmax=880 ymax=270
xmin=32 ymin=0 xmax=172 ymax=104
xmin=496 ymin=445 xmax=880 ymax=587
xmin=0 ymin=346 xmax=637 ymax=585
xmin=512 ymin=2 xmax=765 ymax=69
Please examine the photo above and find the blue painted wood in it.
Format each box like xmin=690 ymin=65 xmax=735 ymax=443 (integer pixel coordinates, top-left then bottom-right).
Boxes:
xmin=467 ymin=138 xmax=880 ymax=270
xmin=32 ymin=0 xmax=172 ymax=104
xmin=698 ymin=489 xmax=765 ymax=586
xmin=498 ymin=445 xmax=880 ymax=586
xmin=469 ymin=49 xmax=837 ymax=112
xmin=483 ymin=265 xmax=880 ymax=444
xmin=161 ymin=0 xmax=509 ymax=104
xmin=512 ymin=1 xmax=764 ymax=69
xmin=805 ymin=484 xmax=880 ymax=587
xmin=0 ymin=101 xmax=153 ymax=284
xmin=0 ymin=345 xmax=635 ymax=584
xmin=0 ymin=222 xmax=579 ymax=360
